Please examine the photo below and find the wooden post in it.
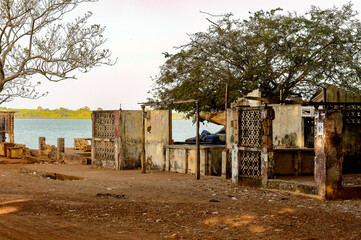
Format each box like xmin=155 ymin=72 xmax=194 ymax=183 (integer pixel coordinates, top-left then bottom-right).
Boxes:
xmin=8 ymin=113 xmax=14 ymax=143
xmin=39 ymin=137 xmax=45 ymax=155
xmin=225 ymin=83 xmax=229 ymax=109
xmin=141 ymin=105 xmax=146 ymax=173
xmin=57 ymin=138 xmax=65 ymax=160
xmin=222 ymin=83 xmax=229 ymax=179
xmin=196 ymin=101 xmax=200 ymax=180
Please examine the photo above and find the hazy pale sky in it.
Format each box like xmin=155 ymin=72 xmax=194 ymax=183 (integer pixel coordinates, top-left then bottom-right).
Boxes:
xmin=3 ymin=0 xmax=361 ymax=110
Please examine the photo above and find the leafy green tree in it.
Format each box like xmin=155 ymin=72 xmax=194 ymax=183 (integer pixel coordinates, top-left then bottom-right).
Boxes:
xmin=150 ymin=3 xmax=361 ymax=114
xmin=0 ymin=0 xmax=114 ymax=104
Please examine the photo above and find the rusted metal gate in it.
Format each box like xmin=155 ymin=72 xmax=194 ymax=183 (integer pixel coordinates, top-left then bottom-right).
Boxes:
xmin=233 ymin=106 xmax=274 ymax=183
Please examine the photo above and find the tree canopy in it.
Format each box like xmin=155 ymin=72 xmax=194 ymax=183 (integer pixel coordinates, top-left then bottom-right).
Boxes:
xmin=0 ymin=0 xmax=113 ymax=104
xmin=150 ymin=3 xmax=361 ymax=114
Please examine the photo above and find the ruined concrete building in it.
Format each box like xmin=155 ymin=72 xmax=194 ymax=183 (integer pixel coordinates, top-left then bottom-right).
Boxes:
xmin=224 ymin=85 xmax=361 ymax=199
xmin=91 ymin=85 xmax=361 ymax=199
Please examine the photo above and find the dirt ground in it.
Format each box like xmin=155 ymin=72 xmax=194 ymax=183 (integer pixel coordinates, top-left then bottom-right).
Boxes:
xmin=0 ymin=163 xmax=361 ymax=240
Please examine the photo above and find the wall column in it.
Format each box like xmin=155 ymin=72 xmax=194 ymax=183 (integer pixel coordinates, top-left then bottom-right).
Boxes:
xmin=39 ymin=137 xmax=46 ymax=155
xmin=261 ymin=107 xmax=275 ymax=186
xmin=314 ymin=110 xmax=343 ymax=199
xmin=57 ymin=138 xmax=65 ymax=160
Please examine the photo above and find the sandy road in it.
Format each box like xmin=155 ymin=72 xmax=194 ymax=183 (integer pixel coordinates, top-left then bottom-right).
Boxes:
xmin=0 ymin=163 xmax=360 ymax=239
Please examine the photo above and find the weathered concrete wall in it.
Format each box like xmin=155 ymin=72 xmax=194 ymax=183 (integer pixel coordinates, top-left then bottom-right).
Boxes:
xmin=274 ymin=149 xmax=314 ymax=175
xmin=271 ymin=104 xmax=303 ymax=148
xmin=92 ymin=110 xmax=143 ymax=170
xmin=119 ymin=110 xmax=143 ymax=169
xmin=145 ymin=110 xmax=172 ymax=170
xmin=222 ymin=109 xmax=234 ymax=178
xmin=166 ymin=145 xmax=223 ymax=176
xmin=314 ymin=110 xmax=343 ymax=199
xmin=326 ymin=85 xmax=361 ymax=102
xmin=324 ymin=85 xmax=361 ymax=173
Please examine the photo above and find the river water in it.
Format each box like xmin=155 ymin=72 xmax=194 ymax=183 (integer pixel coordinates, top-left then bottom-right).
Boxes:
xmin=14 ymin=118 xmax=223 ymax=149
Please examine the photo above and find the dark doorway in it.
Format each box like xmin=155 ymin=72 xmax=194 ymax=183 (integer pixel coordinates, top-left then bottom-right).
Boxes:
xmin=304 ymin=117 xmax=314 ymax=148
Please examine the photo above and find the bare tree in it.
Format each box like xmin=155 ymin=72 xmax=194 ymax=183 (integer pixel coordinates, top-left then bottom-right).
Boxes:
xmin=0 ymin=0 xmax=114 ymax=104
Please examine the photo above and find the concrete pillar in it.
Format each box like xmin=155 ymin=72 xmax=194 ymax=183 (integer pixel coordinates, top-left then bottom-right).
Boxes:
xmin=39 ymin=137 xmax=46 ymax=155
xmin=231 ymin=143 xmax=239 ymax=183
xmin=184 ymin=149 xmax=188 ymax=174
xmin=200 ymin=148 xmax=208 ymax=176
xmin=91 ymin=112 xmax=95 ymax=166
xmin=314 ymin=110 xmax=343 ymax=199
xmin=165 ymin=147 xmax=170 ymax=171
xmin=261 ymin=107 xmax=275 ymax=186
xmin=221 ymin=149 xmax=230 ymax=179
xmin=114 ymin=110 xmax=121 ymax=170
xmin=57 ymin=138 xmax=65 ymax=160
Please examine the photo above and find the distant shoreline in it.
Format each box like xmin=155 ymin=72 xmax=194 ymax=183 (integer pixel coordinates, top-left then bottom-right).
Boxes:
xmin=15 ymin=117 xmax=91 ymax=119
xmin=2 ymin=108 xmax=189 ymax=120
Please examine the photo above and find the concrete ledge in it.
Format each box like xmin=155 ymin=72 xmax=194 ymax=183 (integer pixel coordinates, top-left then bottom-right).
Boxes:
xmin=267 ymin=179 xmax=318 ymax=196
xmin=165 ymin=144 xmax=225 ymax=150
xmin=238 ymin=177 xmax=262 ymax=187
xmin=92 ymin=159 xmax=117 ymax=169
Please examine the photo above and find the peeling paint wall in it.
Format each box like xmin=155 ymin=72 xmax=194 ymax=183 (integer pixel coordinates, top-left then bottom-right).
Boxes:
xmin=314 ymin=110 xmax=344 ymax=199
xmin=326 ymin=85 xmax=361 ymax=102
xmin=271 ymin=104 xmax=303 ymax=148
xmin=165 ymin=145 xmax=223 ymax=175
xmin=119 ymin=111 xmax=143 ymax=169
xmin=92 ymin=110 xmax=143 ymax=170
xmin=145 ymin=110 xmax=172 ymax=170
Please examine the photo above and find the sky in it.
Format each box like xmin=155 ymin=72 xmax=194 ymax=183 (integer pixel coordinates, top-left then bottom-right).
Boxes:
xmin=3 ymin=0 xmax=361 ymax=110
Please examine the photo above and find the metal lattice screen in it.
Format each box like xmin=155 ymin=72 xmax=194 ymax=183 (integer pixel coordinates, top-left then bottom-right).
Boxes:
xmin=238 ymin=108 xmax=262 ymax=178
xmin=94 ymin=112 xmax=115 ymax=139
xmin=327 ymin=104 xmax=361 ymax=125
xmin=240 ymin=151 xmax=261 ymax=177
xmin=239 ymin=110 xmax=261 ymax=147
xmin=343 ymin=106 xmax=361 ymax=125
xmin=93 ymin=111 xmax=116 ymax=161
xmin=94 ymin=141 xmax=115 ymax=160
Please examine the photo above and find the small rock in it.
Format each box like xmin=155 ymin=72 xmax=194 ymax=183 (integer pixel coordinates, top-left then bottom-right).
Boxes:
xmin=232 ymin=197 xmax=238 ymax=201
xmin=212 ymin=211 xmax=219 ymax=215
xmin=106 ymin=188 xmax=112 ymax=191
xmin=209 ymin=199 xmax=220 ymax=202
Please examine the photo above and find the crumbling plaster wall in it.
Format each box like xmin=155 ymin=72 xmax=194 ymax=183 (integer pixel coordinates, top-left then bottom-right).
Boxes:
xmin=325 ymin=85 xmax=361 ymax=173
xmin=326 ymin=85 xmax=361 ymax=102
xmin=119 ymin=110 xmax=143 ymax=169
xmin=271 ymin=104 xmax=303 ymax=148
xmin=145 ymin=110 xmax=172 ymax=170
xmin=166 ymin=145 xmax=223 ymax=176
